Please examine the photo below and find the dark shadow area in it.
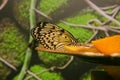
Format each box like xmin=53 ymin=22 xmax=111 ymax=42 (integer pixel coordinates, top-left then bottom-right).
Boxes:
xmin=29 ymin=40 xmax=44 ymax=66
xmin=61 ymin=57 xmax=97 ymax=80
xmin=49 ymin=0 xmax=87 ymax=23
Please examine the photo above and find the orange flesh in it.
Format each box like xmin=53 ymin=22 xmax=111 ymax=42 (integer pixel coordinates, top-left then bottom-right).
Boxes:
xmin=92 ymin=35 xmax=120 ymax=55
xmin=64 ymin=46 xmax=99 ymax=53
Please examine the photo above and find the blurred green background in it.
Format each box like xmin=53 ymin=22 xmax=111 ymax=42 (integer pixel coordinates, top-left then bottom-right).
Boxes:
xmin=0 ymin=0 xmax=120 ymax=80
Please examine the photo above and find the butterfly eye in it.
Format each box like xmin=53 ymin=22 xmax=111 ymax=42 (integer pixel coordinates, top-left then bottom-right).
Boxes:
xmin=62 ymin=34 xmax=68 ymax=39
xmin=65 ymin=36 xmax=67 ymax=38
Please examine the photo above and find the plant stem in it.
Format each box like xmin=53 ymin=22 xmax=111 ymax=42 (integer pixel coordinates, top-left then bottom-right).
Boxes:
xmin=17 ymin=0 xmax=36 ymax=80
xmin=17 ymin=49 xmax=32 ymax=80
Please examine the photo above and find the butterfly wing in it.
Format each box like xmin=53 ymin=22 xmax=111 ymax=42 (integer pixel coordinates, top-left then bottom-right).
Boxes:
xmin=31 ymin=22 xmax=78 ymax=49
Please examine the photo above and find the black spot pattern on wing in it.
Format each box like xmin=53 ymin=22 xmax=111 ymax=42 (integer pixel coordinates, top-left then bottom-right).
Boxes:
xmin=31 ymin=27 xmax=41 ymax=41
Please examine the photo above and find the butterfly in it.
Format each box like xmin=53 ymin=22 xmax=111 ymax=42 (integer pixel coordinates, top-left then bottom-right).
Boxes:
xmin=31 ymin=22 xmax=78 ymax=50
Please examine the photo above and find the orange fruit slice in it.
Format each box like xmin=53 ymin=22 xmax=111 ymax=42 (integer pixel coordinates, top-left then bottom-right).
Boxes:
xmin=92 ymin=35 xmax=120 ymax=55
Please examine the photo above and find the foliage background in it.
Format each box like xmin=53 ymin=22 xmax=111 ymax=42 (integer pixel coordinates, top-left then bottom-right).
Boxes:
xmin=0 ymin=0 xmax=120 ymax=80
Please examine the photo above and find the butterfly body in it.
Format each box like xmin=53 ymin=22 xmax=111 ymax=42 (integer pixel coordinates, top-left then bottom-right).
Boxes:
xmin=31 ymin=22 xmax=77 ymax=50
